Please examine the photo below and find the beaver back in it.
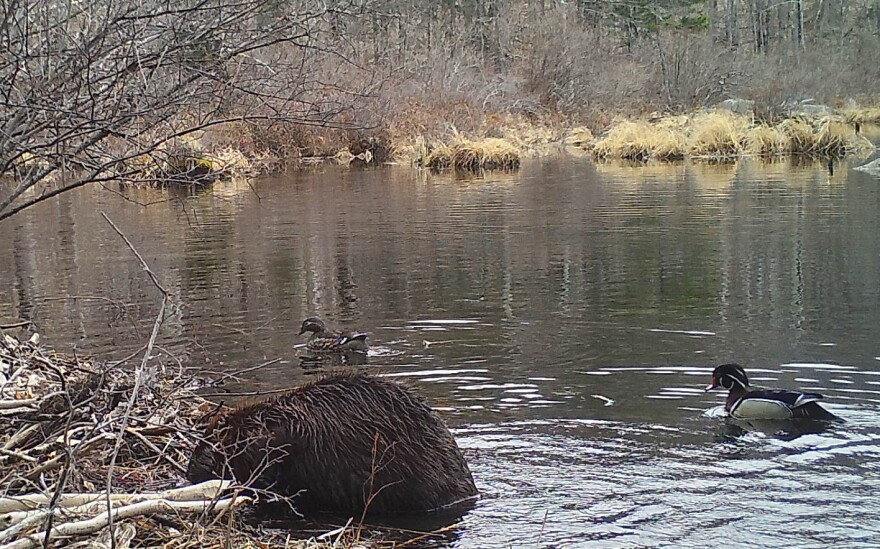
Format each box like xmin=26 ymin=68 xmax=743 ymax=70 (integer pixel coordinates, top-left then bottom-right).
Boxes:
xmin=187 ymin=371 xmax=478 ymax=515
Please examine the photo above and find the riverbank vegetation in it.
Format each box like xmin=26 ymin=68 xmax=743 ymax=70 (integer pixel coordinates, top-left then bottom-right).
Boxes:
xmin=588 ymin=111 xmax=872 ymax=161
xmin=2 ymin=1 xmax=880 ymax=220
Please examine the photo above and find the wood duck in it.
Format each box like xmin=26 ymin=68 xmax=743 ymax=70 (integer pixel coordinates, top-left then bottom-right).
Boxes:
xmin=706 ymin=363 xmax=840 ymax=421
xmin=298 ymin=317 xmax=368 ymax=353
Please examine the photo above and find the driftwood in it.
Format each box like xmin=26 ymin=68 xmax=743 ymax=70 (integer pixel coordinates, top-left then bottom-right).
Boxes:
xmin=0 ymin=481 xmax=247 ymax=548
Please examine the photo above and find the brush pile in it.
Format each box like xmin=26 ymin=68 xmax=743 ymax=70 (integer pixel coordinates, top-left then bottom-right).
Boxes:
xmin=0 ymin=333 xmax=345 ymax=549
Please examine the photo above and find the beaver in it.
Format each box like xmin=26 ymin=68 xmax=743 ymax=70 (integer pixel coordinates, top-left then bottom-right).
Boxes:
xmin=187 ymin=371 xmax=478 ymax=516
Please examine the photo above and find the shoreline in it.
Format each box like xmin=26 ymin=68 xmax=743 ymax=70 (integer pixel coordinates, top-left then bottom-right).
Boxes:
xmin=159 ymin=106 xmax=878 ymax=183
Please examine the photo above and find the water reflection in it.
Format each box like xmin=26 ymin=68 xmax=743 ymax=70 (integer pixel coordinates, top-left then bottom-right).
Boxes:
xmin=716 ymin=417 xmax=838 ymax=442
xmin=297 ymin=348 xmax=369 ymax=368
xmin=2 ymin=156 xmax=880 ymax=546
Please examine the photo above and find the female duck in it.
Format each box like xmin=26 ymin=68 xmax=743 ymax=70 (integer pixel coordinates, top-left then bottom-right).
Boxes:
xmin=298 ymin=317 xmax=368 ymax=353
xmin=706 ymin=364 xmax=840 ymax=421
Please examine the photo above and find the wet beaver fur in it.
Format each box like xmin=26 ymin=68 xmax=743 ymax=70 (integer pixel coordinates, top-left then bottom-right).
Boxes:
xmin=187 ymin=371 xmax=478 ymax=516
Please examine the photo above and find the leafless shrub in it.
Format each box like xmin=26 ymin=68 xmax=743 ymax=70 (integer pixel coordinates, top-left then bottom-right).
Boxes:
xmin=0 ymin=0 xmax=368 ymax=221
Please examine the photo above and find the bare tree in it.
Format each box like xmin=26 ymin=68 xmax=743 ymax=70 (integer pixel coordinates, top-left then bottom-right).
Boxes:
xmin=0 ymin=0 xmax=368 ymax=222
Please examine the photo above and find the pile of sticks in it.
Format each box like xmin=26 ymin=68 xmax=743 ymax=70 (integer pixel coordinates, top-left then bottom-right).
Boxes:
xmin=0 ymin=333 xmax=253 ymax=548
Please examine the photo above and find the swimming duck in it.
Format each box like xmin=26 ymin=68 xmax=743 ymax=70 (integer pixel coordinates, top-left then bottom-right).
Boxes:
xmin=706 ymin=363 xmax=840 ymax=421
xmin=298 ymin=317 xmax=368 ymax=353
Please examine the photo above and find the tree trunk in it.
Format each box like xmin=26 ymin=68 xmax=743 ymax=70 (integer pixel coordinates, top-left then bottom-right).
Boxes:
xmin=795 ymin=0 xmax=805 ymax=49
xmin=726 ymin=0 xmax=739 ymax=46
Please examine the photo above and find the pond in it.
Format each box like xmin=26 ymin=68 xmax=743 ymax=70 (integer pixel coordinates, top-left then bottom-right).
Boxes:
xmin=2 ymin=152 xmax=880 ymax=547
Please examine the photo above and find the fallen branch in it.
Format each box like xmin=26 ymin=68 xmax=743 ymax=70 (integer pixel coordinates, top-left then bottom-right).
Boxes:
xmin=0 ymin=400 xmax=36 ymax=410
xmin=0 ymin=321 xmax=29 ymax=330
xmin=0 ymin=480 xmax=232 ymax=514
xmin=0 ymin=495 xmax=250 ymax=549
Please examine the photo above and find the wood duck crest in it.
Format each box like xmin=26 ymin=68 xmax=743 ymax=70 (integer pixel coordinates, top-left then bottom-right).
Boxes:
xmin=708 ymin=363 xmax=749 ymax=391
xmin=298 ymin=317 xmax=368 ymax=353
xmin=706 ymin=363 xmax=841 ymax=421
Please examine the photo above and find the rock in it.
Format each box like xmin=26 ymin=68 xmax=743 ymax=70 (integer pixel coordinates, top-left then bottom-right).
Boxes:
xmin=854 ymin=158 xmax=880 ymax=176
xmin=718 ymin=98 xmax=755 ymax=115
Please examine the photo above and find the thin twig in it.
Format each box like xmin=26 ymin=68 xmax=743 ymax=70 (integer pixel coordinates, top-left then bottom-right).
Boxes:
xmin=207 ymin=358 xmax=282 ymax=386
xmin=100 ymin=212 xmax=171 ymax=549
xmin=0 ymin=321 xmax=29 ymax=330
xmin=194 ymin=387 xmax=294 ymax=398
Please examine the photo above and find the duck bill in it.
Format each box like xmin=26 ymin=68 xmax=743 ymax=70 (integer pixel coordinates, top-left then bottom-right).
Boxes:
xmin=298 ymin=328 xmax=306 ymax=335
xmin=705 ymin=378 xmax=718 ymax=392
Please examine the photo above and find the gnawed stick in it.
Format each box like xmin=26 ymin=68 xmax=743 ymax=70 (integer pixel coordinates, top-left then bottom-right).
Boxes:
xmin=0 ymin=400 xmax=37 ymax=410
xmin=0 ymin=494 xmax=249 ymax=549
xmin=0 ymin=480 xmax=232 ymax=514
xmin=123 ymin=427 xmax=187 ymax=474
xmin=2 ymin=424 xmax=41 ymax=451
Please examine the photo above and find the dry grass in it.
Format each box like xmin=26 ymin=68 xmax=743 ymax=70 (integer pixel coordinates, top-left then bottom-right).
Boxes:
xmin=425 ymin=137 xmax=521 ymax=171
xmin=592 ymin=121 xmax=660 ymax=161
xmin=779 ymin=117 xmax=872 ymax=156
xmin=687 ymin=112 xmax=745 ymax=159
xmin=779 ymin=118 xmax=820 ymax=154
xmin=592 ymin=119 xmax=687 ymax=161
xmin=389 ymin=106 xmax=560 ymax=169
xmin=841 ymin=106 xmax=880 ymax=125
xmin=565 ymin=127 xmax=594 ymax=148
xmin=743 ymin=124 xmax=789 ymax=156
xmin=588 ymin=111 xmax=873 ymax=162
xmin=815 ymin=119 xmax=872 ymax=156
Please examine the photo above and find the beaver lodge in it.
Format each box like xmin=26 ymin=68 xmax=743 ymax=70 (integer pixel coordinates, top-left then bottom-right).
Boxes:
xmin=0 ymin=334 xmax=455 ymax=548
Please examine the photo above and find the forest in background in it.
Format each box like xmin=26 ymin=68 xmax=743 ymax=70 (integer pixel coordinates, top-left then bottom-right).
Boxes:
xmin=2 ymin=0 xmax=879 ymax=220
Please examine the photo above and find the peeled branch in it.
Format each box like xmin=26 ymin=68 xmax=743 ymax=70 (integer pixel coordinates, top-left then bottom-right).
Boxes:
xmin=0 ymin=493 xmax=249 ymax=549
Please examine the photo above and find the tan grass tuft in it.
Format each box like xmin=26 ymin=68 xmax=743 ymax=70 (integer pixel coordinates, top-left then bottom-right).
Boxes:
xmin=425 ymin=137 xmax=520 ymax=171
xmin=592 ymin=121 xmax=654 ymax=161
xmin=688 ymin=112 xmax=743 ymax=158
xmin=778 ymin=116 xmax=872 ymax=156
xmin=743 ymin=124 xmax=789 ymax=156
xmin=841 ymin=106 xmax=880 ymax=125
xmin=592 ymin=121 xmax=686 ymax=161
xmin=778 ymin=118 xmax=816 ymax=153
xmin=565 ymin=127 xmax=594 ymax=148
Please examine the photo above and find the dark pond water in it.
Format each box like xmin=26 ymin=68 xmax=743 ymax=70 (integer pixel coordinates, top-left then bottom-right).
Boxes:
xmin=2 ymin=152 xmax=880 ymax=547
